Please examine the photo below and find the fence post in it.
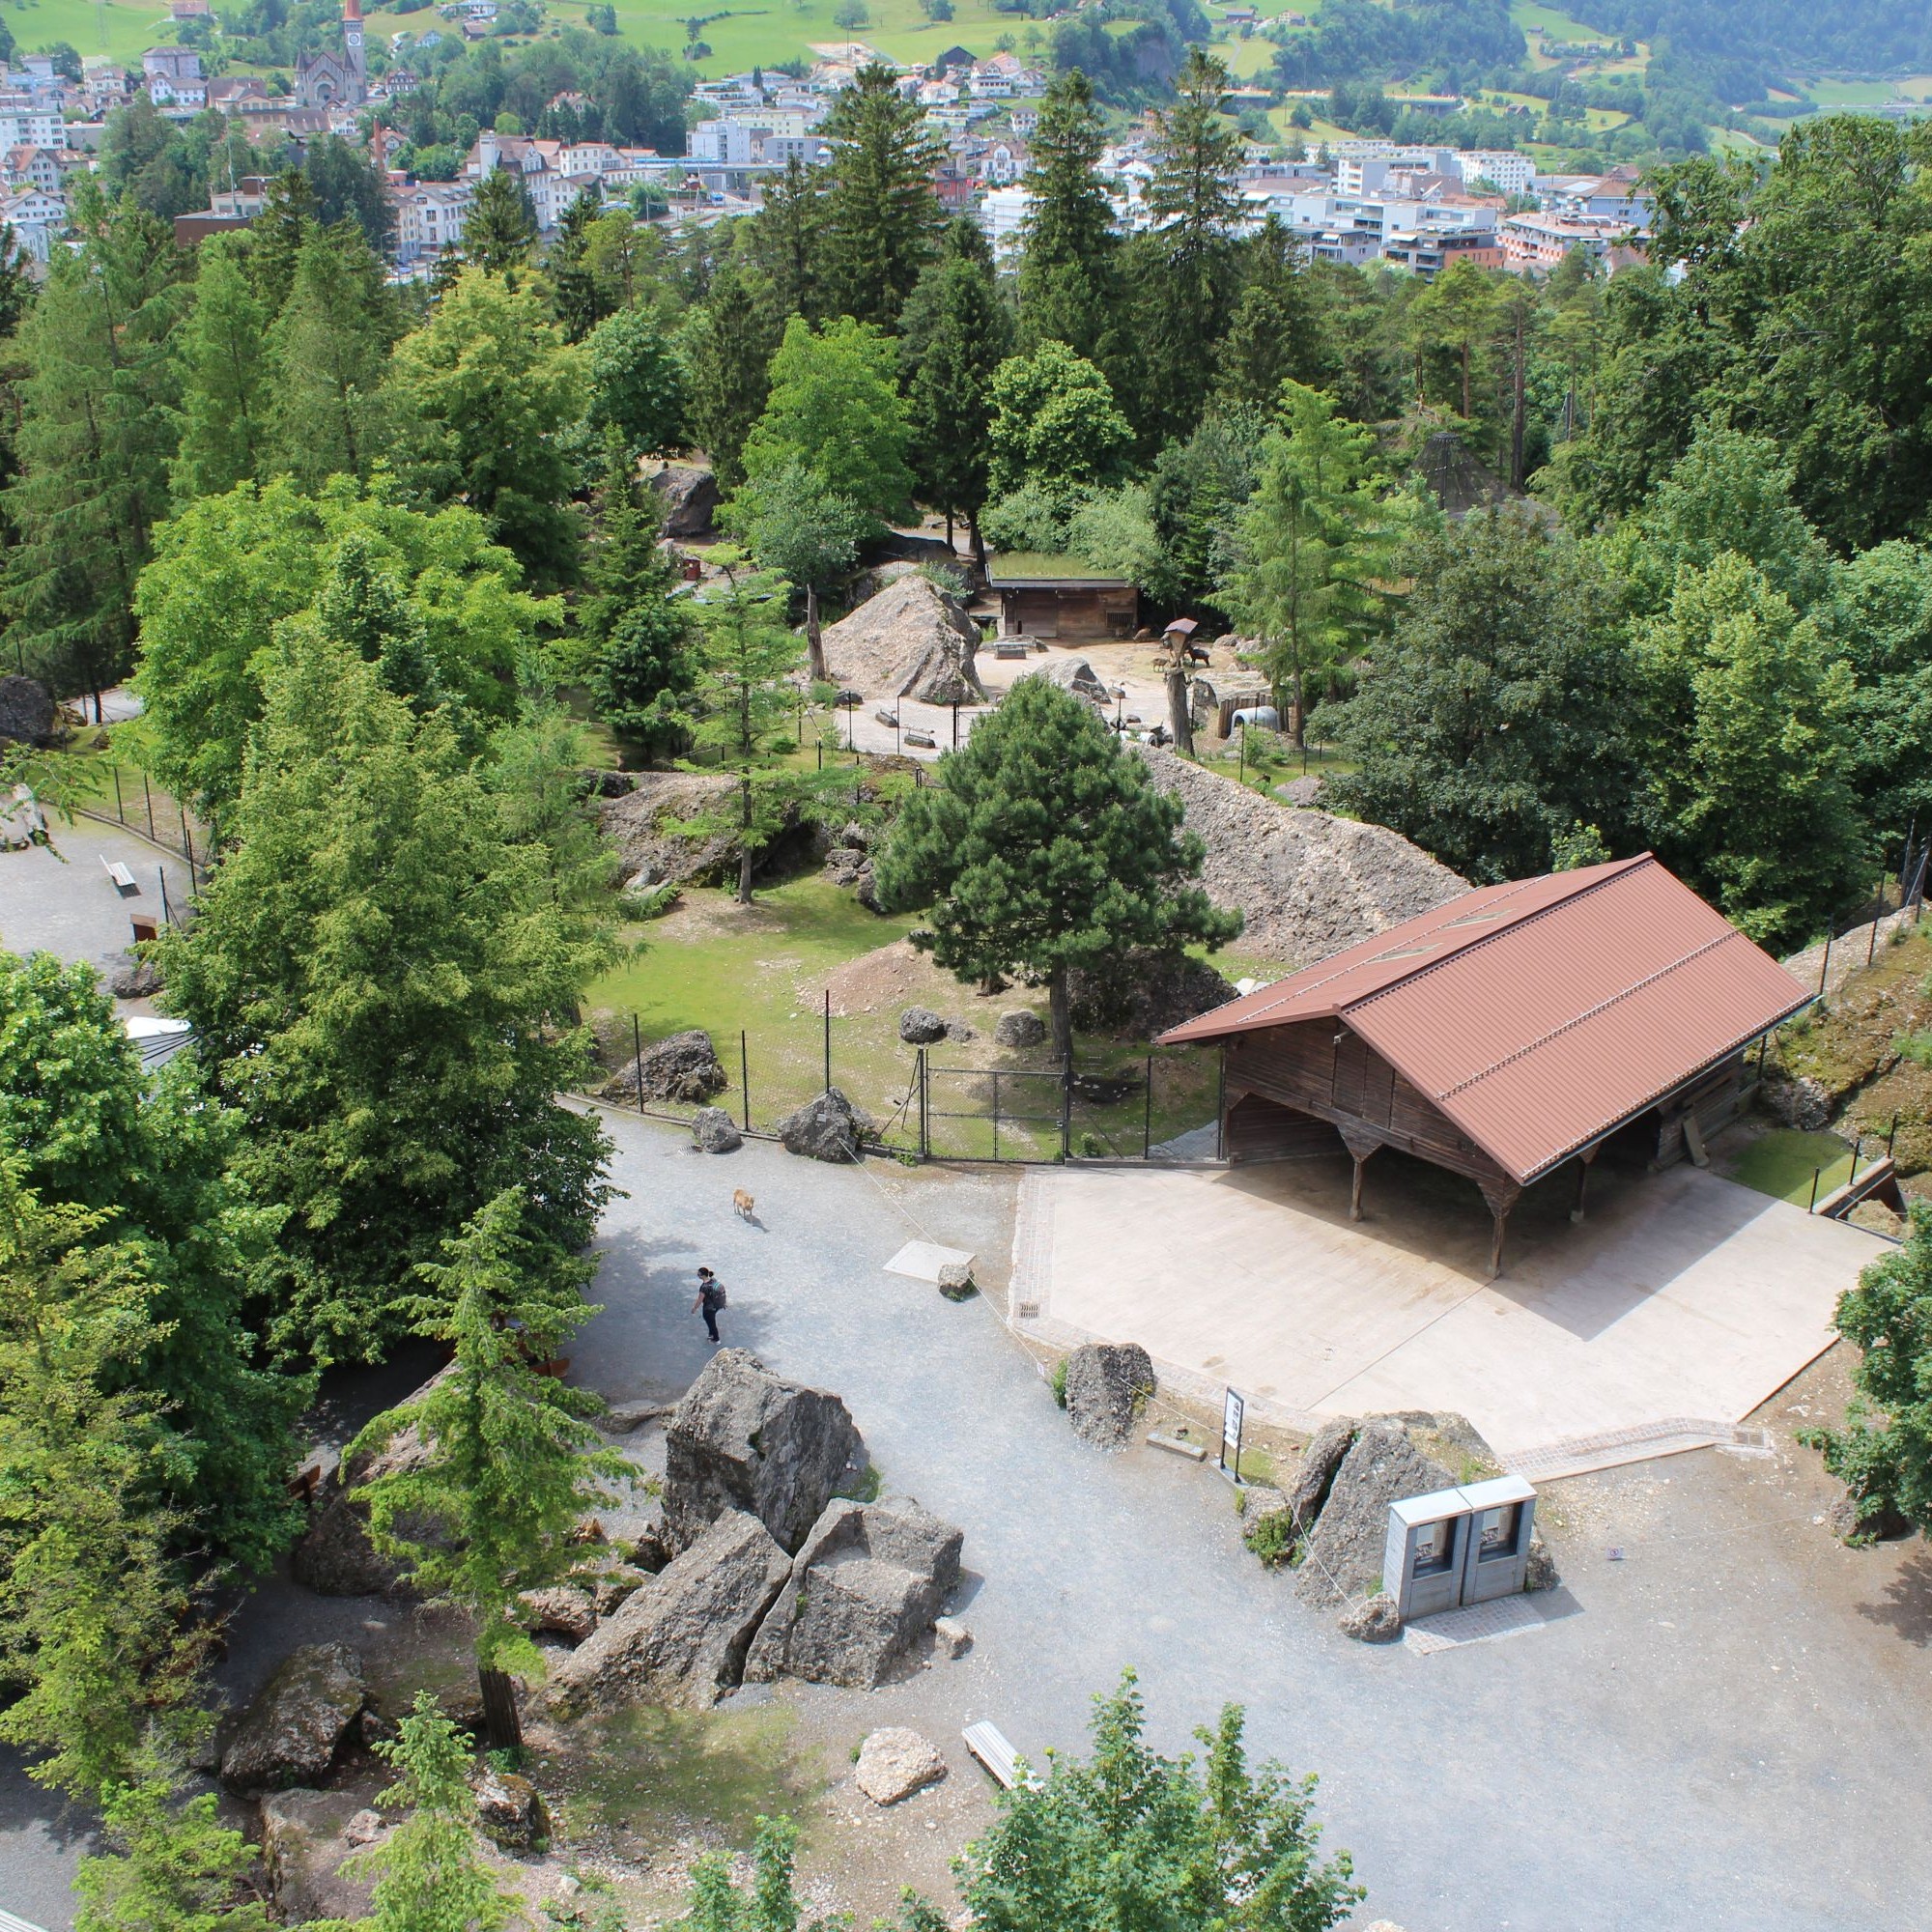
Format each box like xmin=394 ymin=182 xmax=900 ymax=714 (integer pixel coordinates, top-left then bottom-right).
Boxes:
xmin=1889 ymin=1114 xmax=1899 ymax=1158
xmin=142 ymin=772 xmax=155 ymax=839
xmin=1808 ymin=1167 xmax=1821 ymax=1214
xmin=112 ymin=765 xmax=123 ymax=825
xmin=633 ymin=1015 xmax=644 ymax=1115
xmin=184 ymin=817 xmax=195 ymax=890
xmin=1215 ymin=1044 xmax=1227 ymax=1162
xmin=822 ymin=989 xmax=831 ymax=1095
xmin=917 ymin=1046 xmax=928 ymax=1159
xmin=1818 ymin=929 xmax=1833 ymax=996
xmin=740 ymin=1030 xmax=750 ymax=1131
xmin=1143 ymin=1051 xmax=1152 ymax=1158
xmin=1060 ymin=1056 xmax=1072 ymax=1161
xmin=1869 ymin=870 xmax=1885 ymax=964
xmin=158 ymin=865 xmax=171 ymax=928
xmin=991 ymin=1068 xmax=1000 ymax=1161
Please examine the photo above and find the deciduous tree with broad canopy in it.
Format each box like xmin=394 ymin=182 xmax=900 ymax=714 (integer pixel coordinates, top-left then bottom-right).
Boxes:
xmin=873 ymin=677 xmax=1238 ymax=1062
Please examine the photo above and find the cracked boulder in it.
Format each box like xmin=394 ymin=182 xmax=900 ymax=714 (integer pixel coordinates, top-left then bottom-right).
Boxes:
xmin=222 ymin=1643 xmax=367 ymax=1795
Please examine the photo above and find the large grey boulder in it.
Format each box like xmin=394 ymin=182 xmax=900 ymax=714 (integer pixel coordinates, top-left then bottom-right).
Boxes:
xmin=473 ymin=1769 xmax=548 ymax=1851
xmin=649 ymin=462 xmax=721 ymax=538
xmin=222 ymin=1643 xmax=367 ymax=1794
xmin=994 ymin=1009 xmax=1045 ymax=1048
xmin=1020 ymin=657 xmax=1108 ymax=704
xmin=1290 ymin=1416 xmax=1359 ymax=1529
xmin=606 ymin=1029 xmax=727 ymax=1105
xmin=691 ymin=1105 xmax=743 ymax=1153
xmin=774 ymin=1088 xmax=872 ymax=1162
xmin=544 ymin=1510 xmax=792 ymax=1715
xmin=898 ymin=1006 xmax=949 ymax=1044
xmin=820 ymin=572 xmax=986 ymax=704
xmin=105 ymin=949 xmax=161 ymax=999
xmin=1338 ymin=1591 xmax=1403 ymax=1643
xmin=1062 ymin=1342 xmax=1156 ymax=1450
xmin=1295 ymin=1421 xmax=1456 ymax=1606
xmin=519 ymin=1584 xmax=596 ymax=1643
xmin=745 ymin=1495 xmax=963 ymax=1690
xmin=663 ymin=1347 xmax=863 ymax=1554
xmin=0 ymin=673 xmax=57 ymax=747
xmin=261 ymin=1789 xmax=384 ymax=1921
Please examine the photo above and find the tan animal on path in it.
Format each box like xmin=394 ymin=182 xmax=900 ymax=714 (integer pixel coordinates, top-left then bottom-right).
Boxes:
xmin=732 ymin=1188 xmax=755 ymax=1220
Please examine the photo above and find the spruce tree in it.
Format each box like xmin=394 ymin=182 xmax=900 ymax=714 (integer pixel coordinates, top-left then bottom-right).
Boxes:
xmin=3 ymin=181 xmax=181 ymax=709
xmin=898 ymin=220 xmax=1011 ymax=554
xmin=250 ymin=166 xmax=316 ymax=312
xmin=1134 ymin=47 xmax=1244 ymax=441
xmin=265 ymin=221 xmax=394 ymax=488
xmin=584 ymin=437 xmax=694 ymax=757
xmin=819 ymin=62 xmax=944 ymax=330
xmin=355 ymin=1188 xmax=625 ymax=1747
xmin=751 ymin=152 xmax=825 ymax=323
xmin=173 ymin=233 xmax=270 ymax=500
xmin=1016 ymin=70 xmax=1117 ymax=364
xmin=1216 ymin=217 xmax=1328 ymax=415
xmin=679 ymin=254 xmax=781 ymax=489
xmin=548 ymin=185 xmax=607 ymax=340
xmin=463 ymin=162 xmax=540 ymax=277
xmin=872 ymin=678 xmax=1238 ymax=1062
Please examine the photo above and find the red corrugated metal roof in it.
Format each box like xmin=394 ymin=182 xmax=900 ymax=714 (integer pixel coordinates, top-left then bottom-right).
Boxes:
xmin=1161 ymin=855 xmax=1810 ymax=1184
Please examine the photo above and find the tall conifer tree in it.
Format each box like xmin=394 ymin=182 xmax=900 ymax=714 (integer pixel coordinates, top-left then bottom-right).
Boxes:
xmin=819 ymin=63 xmax=943 ymax=329
xmin=173 ymin=232 xmax=270 ymax=500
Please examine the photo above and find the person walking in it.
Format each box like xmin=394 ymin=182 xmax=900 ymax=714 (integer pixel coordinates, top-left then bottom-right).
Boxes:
xmin=692 ymin=1266 xmax=726 ymax=1344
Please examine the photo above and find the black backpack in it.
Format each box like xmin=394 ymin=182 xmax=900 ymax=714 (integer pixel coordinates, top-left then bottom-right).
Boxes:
xmin=708 ymin=1281 xmax=728 ymax=1309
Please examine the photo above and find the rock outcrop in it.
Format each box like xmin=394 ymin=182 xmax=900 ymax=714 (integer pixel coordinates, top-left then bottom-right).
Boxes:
xmin=774 ymin=1088 xmax=872 ymax=1162
xmin=663 ymin=1348 xmax=863 ymax=1554
xmin=1295 ymin=1420 xmax=1457 ymax=1607
xmin=598 ymin=770 xmax=742 ymax=890
xmin=898 ymin=1006 xmax=949 ymax=1044
xmin=0 ymin=673 xmax=57 ymax=747
xmin=1338 ymin=1591 xmax=1404 ymax=1643
xmin=293 ymin=1403 xmax=445 ymax=1598
xmin=473 ymin=1769 xmax=548 ymax=1851
xmin=603 ymin=1029 xmax=727 ymax=1105
xmin=545 ymin=1510 xmax=793 ymax=1715
xmin=820 ymin=573 xmax=985 ymax=704
xmin=260 ymin=1789 xmax=384 ymax=1921
xmin=222 ymin=1643 xmax=367 ymax=1794
xmin=855 ymin=1727 xmax=949 ymax=1805
xmin=1062 ymin=1342 xmax=1155 ymax=1451
xmin=649 ymin=462 xmax=720 ymax=538
xmin=519 ymin=1585 xmax=597 ymax=1643
xmin=1019 ymin=657 xmax=1108 ymax=704
xmin=1289 ymin=1416 xmax=1358 ymax=1530
xmin=105 ymin=949 xmax=161 ymax=999
xmin=745 ymin=1495 xmax=963 ymax=1690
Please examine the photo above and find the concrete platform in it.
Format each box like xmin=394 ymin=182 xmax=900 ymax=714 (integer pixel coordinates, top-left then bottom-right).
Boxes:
xmin=1009 ymin=1148 xmax=1882 ymax=1472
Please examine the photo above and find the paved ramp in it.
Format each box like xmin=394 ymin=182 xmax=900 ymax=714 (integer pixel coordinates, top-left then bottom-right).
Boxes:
xmin=1010 ymin=1152 xmax=1879 ymax=1471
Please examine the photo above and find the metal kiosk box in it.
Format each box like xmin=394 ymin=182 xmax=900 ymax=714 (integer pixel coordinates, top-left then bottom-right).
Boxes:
xmin=1456 ymin=1474 xmax=1536 ymax=1605
xmin=1383 ymin=1487 xmax=1470 ymax=1622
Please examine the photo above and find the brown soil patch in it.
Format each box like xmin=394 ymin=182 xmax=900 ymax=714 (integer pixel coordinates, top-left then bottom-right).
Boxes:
xmin=820 ymin=938 xmax=1049 ymax=1033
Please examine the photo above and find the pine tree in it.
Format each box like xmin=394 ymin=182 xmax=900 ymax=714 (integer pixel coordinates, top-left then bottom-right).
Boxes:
xmin=872 ymin=678 xmax=1238 ymax=1062
xmin=1216 ymin=217 xmax=1328 ymax=415
xmin=265 ymin=222 xmax=394 ymax=488
xmin=819 ymin=62 xmax=944 ymax=330
xmin=464 ymin=163 xmax=540 ymax=277
xmin=173 ymin=232 xmax=270 ymax=500
xmin=3 ymin=181 xmax=182 ymax=712
xmin=679 ymin=255 xmax=782 ymax=490
xmin=355 ymin=1188 xmax=625 ymax=1747
xmin=1016 ymin=70 xmax=1117 ymax=363
xmin=898 ymin=221 xmax=1011 ymax=554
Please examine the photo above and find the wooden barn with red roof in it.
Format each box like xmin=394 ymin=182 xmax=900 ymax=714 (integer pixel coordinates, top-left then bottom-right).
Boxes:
xmin=1159 ymin=855 xmax=1812 ymax=1274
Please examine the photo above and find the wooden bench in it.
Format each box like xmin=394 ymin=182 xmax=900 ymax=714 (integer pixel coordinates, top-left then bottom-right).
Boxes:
xmin=101 ymin=857 xmax=136 ymax=894
xmin=993 ymin=639 xmax=1030 ymax=660
xmin=963 ymin=1719 xmax=1037 ymax=1791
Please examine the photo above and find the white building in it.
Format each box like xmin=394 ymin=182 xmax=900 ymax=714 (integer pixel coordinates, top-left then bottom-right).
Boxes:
xmin=1451 ymin=149 xmax=1535 ymax=197
xmin=142 ymin=47 xmax=206 ymax=108
xmin=1 ymin=184 xmax=66 ymax=261
xmin=0 ymin=106 xmax=65 ymax=150
xmin=978 ymin=184 xmax=1032 ymax=258
xmin=394 ymin=178 xmax=473 ymax=266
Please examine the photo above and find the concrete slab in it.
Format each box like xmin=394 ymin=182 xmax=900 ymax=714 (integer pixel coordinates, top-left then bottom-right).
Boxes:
xmin=1010 ymin=1148 xmax=1881 ymax=1469
xmin=885 ymin=1238 xmax=976 ymax=1283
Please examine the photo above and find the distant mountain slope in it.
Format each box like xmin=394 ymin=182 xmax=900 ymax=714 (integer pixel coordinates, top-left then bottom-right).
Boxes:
xmin=1574 ymin=0 xmax=1932 ymax=72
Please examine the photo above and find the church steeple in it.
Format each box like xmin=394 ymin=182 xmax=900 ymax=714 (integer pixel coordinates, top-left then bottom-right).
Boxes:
xmin=342 ymin=0 xmax=367 ymax=102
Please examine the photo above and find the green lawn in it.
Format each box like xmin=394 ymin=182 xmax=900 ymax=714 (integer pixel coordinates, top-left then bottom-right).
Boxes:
xmin=9 ymin=0 xmax=178 ymax=65
xmin=1719 ymin=1129 xmax=1855 ymax=1208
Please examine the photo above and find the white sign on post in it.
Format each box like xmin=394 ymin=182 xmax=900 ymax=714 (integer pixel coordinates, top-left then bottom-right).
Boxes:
xmin=1221 ymin=1387 xmax=1244 ymax=1481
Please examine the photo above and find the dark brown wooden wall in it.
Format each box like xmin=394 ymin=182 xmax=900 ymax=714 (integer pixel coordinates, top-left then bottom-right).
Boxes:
xmin=1225 ymin=1021 xmax=1512 ymax=1187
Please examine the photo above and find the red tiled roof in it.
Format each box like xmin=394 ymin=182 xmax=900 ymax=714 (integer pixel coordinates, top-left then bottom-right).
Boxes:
xmin=1160 ymin=855 xmax=1810 ymax=1183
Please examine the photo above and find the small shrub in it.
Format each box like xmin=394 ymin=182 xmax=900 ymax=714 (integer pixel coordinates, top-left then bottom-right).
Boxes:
xmin=1243 ymin=1511 xmax=1296 ymax=1569
xmin=1049 ymin=1358 xmax=1068 ymax=1407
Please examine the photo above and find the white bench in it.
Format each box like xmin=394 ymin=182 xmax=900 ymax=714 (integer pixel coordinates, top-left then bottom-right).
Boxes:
xmin=963 ymin=1719 xmax=1037 ymax=1791
xmin=101 ymin=857 xmax=136 ymax=893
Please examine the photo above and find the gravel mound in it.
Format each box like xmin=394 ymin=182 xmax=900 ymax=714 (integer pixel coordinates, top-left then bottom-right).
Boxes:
xmin=1135 ymin=746 xmax=1466 ymax=964
xmin=820 ymin=574 xmax=986 ymax=704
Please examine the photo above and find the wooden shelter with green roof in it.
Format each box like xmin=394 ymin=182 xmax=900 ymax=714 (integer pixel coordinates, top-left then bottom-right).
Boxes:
xmin=985 ymin=554 xmax=1139 ymax=642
